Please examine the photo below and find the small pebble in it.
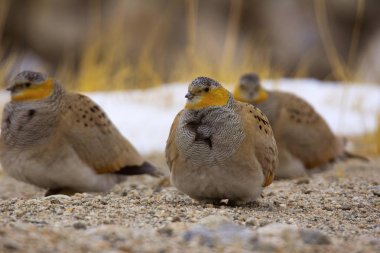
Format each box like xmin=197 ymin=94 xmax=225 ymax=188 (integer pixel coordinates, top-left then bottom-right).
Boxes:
xmin=170 ymin=216 xmax=181 ymax=222
xmin=0 ymin=157 xmax=378 ymax=252
xmin=245 ymin=217 xmax=258 ymax=226
xmin=302 ymin=189 xmax=312 ymax=194
xmin=3 ymin=242 xmax=20 ymax=250
xmin=340 ymin=205 xmax=351 ymax=211
xmin=296 ymin=178 xmax=310 ymax=185
xmin=372 ymin=186 xmax=380 ymax=196
xmin=73 ymin=222 xmax=87 ymax=230
xmin=299 ymin=229 xmax=331 ymax=245
xmin=157 ymin=226 xmax=173 ymax=237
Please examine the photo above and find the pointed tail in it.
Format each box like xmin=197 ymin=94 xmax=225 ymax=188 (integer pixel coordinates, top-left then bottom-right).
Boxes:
xmin=116 ymin=162 xmax=163 ymax=177
xmin=341 ymin=151 xmax=369 ymax=162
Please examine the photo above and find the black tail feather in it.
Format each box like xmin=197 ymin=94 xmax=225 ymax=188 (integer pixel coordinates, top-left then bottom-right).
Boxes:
xmin=342 ymin=151 xmax=369 ymax=162
xmin=116 ymin=162 xmax=162 ymax=177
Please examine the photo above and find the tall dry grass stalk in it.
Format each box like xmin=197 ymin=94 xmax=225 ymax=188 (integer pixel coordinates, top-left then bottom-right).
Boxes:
xmin=170 ymin=0 xmax=278 ymax=86
xmin=0 ymin=0 xmax=370 ymax=91
xmin=0 ymin=0 xmax=11 ymax=84
xmin=348 ymin=0 xmax=366 ymax=70
xmin=0 ymin=0 xmax=10 ymax=42
xmin=314 ymin=0 xmax=366 ymax=82
xmin=170 ymin=0 xmax=204 ymax=82
xmin=0 ymin=0 xmax=302 ymax=89
xmin=314 ymin=0 xmax=350 ymax=81
xmin=185 ymin=0 xmax=198 ymax=71
xmin=219 ymin=0 xmax=243 ymax=81
xmin=57 ymin=1 xmax=175 ymax=91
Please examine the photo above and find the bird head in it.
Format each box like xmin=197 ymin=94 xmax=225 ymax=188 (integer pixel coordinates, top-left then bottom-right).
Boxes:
xmin=233 ymin=73 xmax=268 ymax=104
xmin=185 ymin=76 xmax=230 ymax=110
xmin=6 ymin=71 xmax=54 ymax=102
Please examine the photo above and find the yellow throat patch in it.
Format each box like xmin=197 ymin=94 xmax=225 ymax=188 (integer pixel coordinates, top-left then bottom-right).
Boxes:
xmin=185 ymin=87 xmax=229 ymax=110
xmin=233 ymin=86 xmax=268 ymax=104
xmin=12 ymin=79 xmax=54 ymax=102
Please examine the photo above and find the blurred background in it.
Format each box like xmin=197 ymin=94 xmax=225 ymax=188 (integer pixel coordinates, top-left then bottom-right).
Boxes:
xmin=0 ymin=0 xmax=379 ymax=90
xmin=0 ymin=0 xmax=379 ymax=154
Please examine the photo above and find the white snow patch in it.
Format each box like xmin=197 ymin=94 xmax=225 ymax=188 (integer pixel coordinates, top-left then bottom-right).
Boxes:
xmin=261 ymin=79 xmax=380 ymax=137
xmin=0 ymin=79 xmax=379 ymax=154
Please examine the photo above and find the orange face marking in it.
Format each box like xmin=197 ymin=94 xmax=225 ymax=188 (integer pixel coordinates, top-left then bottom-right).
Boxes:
xmin=233 ymin=86 xmax=268 ymax=104
xmin=185 ymin=87 xmax=229 ymax=110
xmin=12 ymin=79 xmax=54 ymax=102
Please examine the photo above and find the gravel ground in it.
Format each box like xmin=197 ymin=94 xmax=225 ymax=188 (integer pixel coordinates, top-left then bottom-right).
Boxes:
xmin=0 ymin=155 xmax=379 ymax=253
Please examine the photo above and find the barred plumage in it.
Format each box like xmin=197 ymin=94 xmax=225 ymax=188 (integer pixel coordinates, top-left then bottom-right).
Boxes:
xmin=176 ymin=97 xmax=245 ymax=167
xmin=166 ymin=76 xmax=278 ymax=204
xmin=2 ymin=83 xmax=63 ymax=148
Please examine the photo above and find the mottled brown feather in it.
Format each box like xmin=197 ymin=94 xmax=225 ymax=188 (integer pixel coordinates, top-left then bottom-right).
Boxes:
xmin=236 ymin=102 xmax=278 ymax=187
xmin=165 ymin=110 xmax=183 ymax=172
xmin=270 ymin=92 xmax=342 ymax=168
xmin=60 ymin=93 xmax=144 ymax=174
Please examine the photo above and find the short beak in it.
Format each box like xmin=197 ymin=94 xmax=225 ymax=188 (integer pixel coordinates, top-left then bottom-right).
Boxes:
xmin=5 ymin=87 xmax=14 ymax=92
xmin=185 ymin=92 xmax=194 ymax=100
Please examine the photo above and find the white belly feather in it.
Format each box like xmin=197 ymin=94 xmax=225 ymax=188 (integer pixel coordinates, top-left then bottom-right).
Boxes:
xmin=0 ymin=140 xmax=119 ymax=192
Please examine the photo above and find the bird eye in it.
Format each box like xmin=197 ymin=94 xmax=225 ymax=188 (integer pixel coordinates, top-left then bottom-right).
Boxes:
xmin=204 ymin=87 xmax=209 ymax=92
xmin=25 ymin=82 xmax=31 ymax=88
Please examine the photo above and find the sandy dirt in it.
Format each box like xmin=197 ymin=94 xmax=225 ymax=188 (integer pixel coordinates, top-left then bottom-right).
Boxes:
xmin=0 ymin=155 xmax=379 ymax=253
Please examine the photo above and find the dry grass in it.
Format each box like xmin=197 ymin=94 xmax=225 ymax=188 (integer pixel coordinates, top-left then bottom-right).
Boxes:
xmin=0 ymin=0 xmax=370 ymax=89
xmin=0 ymin=0 xmax=367 ymax=89
xmin=313 ymin=0 xmax=366 ymax=82
xmin=0 ymin=0 xmax=364 ymax=88
xmin=0 ymin=0 xmax=12 ymax=85
xmin=0 ymin=0 xmax=379 ymax=154
xmin=0 ymin=0 xmax=283 ymax=90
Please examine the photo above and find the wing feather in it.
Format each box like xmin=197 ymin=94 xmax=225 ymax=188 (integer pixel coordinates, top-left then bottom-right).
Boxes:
xmin=165 ymin=110 xmax=183 ymax=172
xmin=238 ymin=102 xmax=278 ymax=187
xmin=60 ymin=93 xmax=144 ymax=174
